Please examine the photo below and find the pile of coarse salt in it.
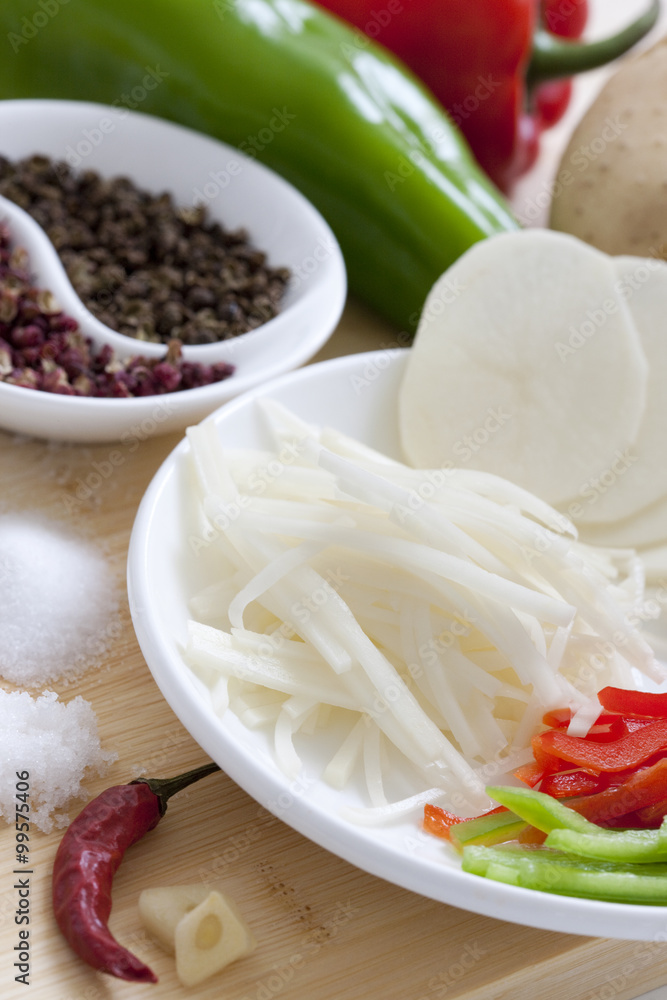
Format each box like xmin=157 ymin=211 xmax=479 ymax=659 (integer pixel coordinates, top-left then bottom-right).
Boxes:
xmin=0 ymin=690 xmax=116 ymax=832
xmin=0 ymin=513 xmax=120 ymax=831
xmin=0 ymin=512 xmax=119 ymax=686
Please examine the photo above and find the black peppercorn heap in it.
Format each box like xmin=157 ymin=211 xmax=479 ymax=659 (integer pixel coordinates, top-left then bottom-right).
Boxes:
xmin=0 ymin=154 xmax=291 ymax=346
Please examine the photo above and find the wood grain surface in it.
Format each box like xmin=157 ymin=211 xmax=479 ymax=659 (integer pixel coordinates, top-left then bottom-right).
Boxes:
xmin=2 ymin=301 xmax=667 ymax=1000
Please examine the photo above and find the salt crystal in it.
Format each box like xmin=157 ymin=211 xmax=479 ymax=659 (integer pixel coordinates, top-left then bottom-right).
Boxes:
xmin=0 ymin=689 xmax=116 ymax=832
xmin=0 ymin=513 xmax=119 ymax=686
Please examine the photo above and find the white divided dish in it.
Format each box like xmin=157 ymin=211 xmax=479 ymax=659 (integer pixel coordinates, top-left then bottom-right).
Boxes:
xmin=0 ymin=99 xmax=346 ymax=442
xmin=127 ymin=349 xmax=667 ymax=942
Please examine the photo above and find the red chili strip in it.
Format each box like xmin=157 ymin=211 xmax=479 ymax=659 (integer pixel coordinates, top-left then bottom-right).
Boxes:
xmin=570 ymin=758 xmax=667 ymax=825
xmin=423 ymin=804 xmax=465 ymax=840
xmin=513 ymin=761 xmax=545 ymax=788
xmin=52 ymin=762 xmax=220 ymax=982
xmin=532 ymin=719 xmax=667 ymax=774
xmin=598 ymin=686 xmax=667 ymax=719
xmin=637 ymin=796 xmax=667 ymax=827
xmin=539 ymin=769 xmax=607 ymax=799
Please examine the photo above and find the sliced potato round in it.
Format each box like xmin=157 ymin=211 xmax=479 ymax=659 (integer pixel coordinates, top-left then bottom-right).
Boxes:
xmin=398 ymin=230 xmax=648 ymax=506
xmin=578 ymin=492 xmax=667 ymax=551
xmin=567 ymin=256 xmax=667 ymax=524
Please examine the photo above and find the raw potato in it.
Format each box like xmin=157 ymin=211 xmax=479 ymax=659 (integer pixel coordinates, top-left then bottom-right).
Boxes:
xmin=398 ymin=229 xmax=648 ymax=506
xmin=565 ymin=256 xmax=667 ymax=524
xmin=139 ymin=884 xmax=256 ymax=986
xmin=578 ymin=492 xmax=667 ymax=551
xmin=549 ymin=37 xmax=667 ymax=257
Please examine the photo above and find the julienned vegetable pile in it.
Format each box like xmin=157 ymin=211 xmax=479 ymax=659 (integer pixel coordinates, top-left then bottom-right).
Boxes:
xmin=181 ymin=394 xmax=663 ymax=821
xmin=0 ymin=0 xmax=517 ymax=333
xmin=425 ymin=688 xmax=667 ymax=904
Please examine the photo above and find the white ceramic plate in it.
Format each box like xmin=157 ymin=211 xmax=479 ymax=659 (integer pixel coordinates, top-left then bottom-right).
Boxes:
xmin=0 ymin=99 xmax=346 ymax=442
xmin=127 ymin=350 xmax=667 ymax=941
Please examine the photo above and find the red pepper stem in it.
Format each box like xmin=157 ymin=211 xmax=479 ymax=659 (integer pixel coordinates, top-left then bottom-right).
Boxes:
xmin=132 ymin=761 xmax=220 ymax=816
xmin=527 ymin=0 xmax=659 ymax=88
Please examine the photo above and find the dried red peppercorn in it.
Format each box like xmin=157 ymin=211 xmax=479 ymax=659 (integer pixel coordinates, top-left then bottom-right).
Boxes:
xmin=52 ymin=761 xmax=220 ymax=983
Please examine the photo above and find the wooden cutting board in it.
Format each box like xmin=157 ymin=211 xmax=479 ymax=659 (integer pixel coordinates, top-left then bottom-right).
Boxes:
xmin=2 ymin=302 xmax=667 ymax=1000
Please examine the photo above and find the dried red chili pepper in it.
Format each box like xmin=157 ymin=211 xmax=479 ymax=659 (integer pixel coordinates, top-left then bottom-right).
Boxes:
xmin=316 ymin=0 xmax=658 ymax=190
xmin=52 ymin=761 xmax=220 ymax=983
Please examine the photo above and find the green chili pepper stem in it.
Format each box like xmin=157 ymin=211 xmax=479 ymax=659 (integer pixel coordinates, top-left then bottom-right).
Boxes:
xmin=527 ymin=0 xmax=660 ymax=88
xmin=132 ymin=761 xmax=221 ymax=816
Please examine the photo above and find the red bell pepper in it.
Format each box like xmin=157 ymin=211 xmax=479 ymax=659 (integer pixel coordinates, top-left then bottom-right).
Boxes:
xmin=570 ymin=758 xmax=667 ymax=825
xmin=423 ymin=803 xmax=464 ymax=839
xmin=533 ymin=719 xmax=667 ymax=774
xmin=598 ymin=685 xmax=667 ymax=718
xmin=539 ymin=769 xmax=608 ymax=798
xmin=513 ymin=760 xmax=545 ymax=787
xmin=316 ymin=0 xmax=659 ymax=191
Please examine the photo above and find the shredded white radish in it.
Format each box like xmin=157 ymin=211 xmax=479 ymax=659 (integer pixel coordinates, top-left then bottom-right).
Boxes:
xmin=183 ymin=403 xmax=665 ymax=819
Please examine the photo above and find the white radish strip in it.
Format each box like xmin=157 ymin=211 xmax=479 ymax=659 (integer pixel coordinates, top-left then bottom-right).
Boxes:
xmin=274 ymin=696 xmax=317 ymax=779
xmin=204 ymin=514 xmax=354 ymax=673
xmin=258 ymin=396 xmax=318 ymax=446
xmin=240 ymin=703 xmax=283 ymax=728
xmin=398 ymin=598 xmax=439 ymax=709
xmin=547 ymin=624 xmax=573 ymax=673
xmin=209 ymin=675 xmax=230 ymax=716
xmin=339 ymin=787 xmax=456 ymax=825
xmin=327 ymin=459 xmax=576 ymax=537
xmin=325 ymin=609 xmax=486 ymax=796
xmin=308 ymin=440 xmax=508 ymax=574
xmin=323 ymin=717 xmax=366 ymax=789
xmin=363 ymin=723 xmax=387 ymax=807
xmin=514 ymin=610 xmax=548 ymax=659
xmin=411 ymin=602 xmax=482 ymax=758
xmin=236 ymin=510 xmax=576 ymax=628
xmin=185 ymin=622 xmax=357 ymax=710
xmin=187 ymin=421 xmax=239 ymax=502
xmin=318 ymin=424 xmax=403 ymax=467
xmin=227 ymin=540 xmax=325 ymax=630
xmin=567 ymin=699 xmax=604 ymax=737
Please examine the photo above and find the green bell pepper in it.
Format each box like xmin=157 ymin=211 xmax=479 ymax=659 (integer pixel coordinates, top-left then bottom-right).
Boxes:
xmin=0 ymin=0 xmax=518 ymax=331
xmin=463 ymin=845 xmax=667 ymax=904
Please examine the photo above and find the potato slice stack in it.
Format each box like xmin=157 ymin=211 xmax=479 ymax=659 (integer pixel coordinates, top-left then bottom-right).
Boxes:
xmin=398 ymin=230 xmax=667 ymax=580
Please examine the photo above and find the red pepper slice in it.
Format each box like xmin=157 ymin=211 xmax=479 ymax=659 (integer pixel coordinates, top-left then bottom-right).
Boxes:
xmin=570 ymin=758 xmax=667 ymax=825
xmin=637 ymin=797 xmax=667 ymax=827
xmin=598 ymin=686 xmax=667 ymax=719
xmin=513 ymin=761 xmax=545 ymax=787
xmin=533 ymin=720 xmax=667 ymax=774
xmin=423 ymin=803 xmax=464 ymax=840
xmin=423 ymin=804 xmax=507 ymax=840
xmin=542 ymin=708 xmax=627 ymax=741
xmin=539 ymin=769 xmax=608 ymax=798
